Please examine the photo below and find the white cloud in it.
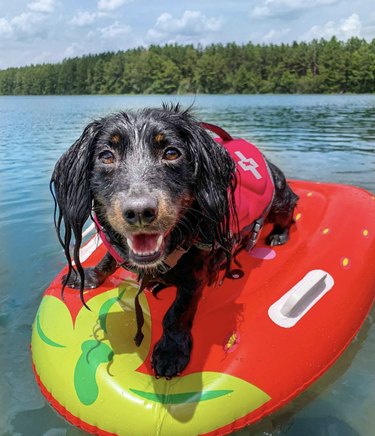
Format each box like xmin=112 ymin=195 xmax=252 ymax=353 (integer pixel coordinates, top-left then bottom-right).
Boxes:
xmin=0 ymin=1 xmax=54 ymax=42
xmin=14 ymin=12 xmax=47 ymax=39
xmin=1 ymin=0 xmax=375 ymax=70
xmin=28 ymin=0 xmax=55 ymax=13
xmin=303 ymin=13 xmax=362 ymax=40
xmin=97 ymin=0 xmax=131 ymax=12
xmin=0 ymin=18 xmax=13 ymax=38
xmin=251 ymin=0 xmax=338 ymax=19
xmin=147 ymin=10 xmax=223 ymax=44
xmin=263 ymin=27 xmax=291 ymax=42
xmin=341 ymin=13 xmax=361 ymax=36
xmin=99 ymin=22 xmax=131 ymax=38
xmin=32 ymin=50 xmax=54 ymax=64
xmin=158 ymin=11 xmax=222 ymax=34
xmin=64 ymin=43 xmax=81 ymax=58
xmin=69 ymin=11 xmax=98 ymax=27
xmin=0 ymin=12 xmax=47 ymax=40
xmin=252 ymin=6 xmax=270 ymax=18
xmin=12 ymin=12 xmax=45 ymax=32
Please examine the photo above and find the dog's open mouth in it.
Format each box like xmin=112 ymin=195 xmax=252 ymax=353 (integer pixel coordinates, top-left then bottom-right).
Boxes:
xmin=126 ymin=233 xmax=165 ymax=264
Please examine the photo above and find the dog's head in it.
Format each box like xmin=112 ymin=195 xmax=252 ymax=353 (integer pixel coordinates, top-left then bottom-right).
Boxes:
xmin=51 ymin=105 xmax=237 ymax=282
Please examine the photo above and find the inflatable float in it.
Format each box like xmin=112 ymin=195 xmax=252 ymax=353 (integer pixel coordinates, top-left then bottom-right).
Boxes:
xmin=31 ymin=180 xmax=375 ymax=436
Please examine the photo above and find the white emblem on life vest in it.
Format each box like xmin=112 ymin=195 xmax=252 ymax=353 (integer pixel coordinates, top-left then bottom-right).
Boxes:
xmin=234 ymin=151 xmax=262 ymax=180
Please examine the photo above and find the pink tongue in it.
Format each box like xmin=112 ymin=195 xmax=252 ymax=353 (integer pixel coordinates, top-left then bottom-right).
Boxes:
xmin=132 ymin=234 xmax=160 ymax=254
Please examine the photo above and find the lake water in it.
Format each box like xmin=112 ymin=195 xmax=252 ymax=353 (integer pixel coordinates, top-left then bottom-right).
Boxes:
xmin=1 ymin=94 xmax=374 ymax=436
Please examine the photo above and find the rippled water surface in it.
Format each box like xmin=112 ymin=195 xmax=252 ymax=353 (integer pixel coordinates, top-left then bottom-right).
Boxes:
xmin=1 ymin=95 xmax=374 ymax=436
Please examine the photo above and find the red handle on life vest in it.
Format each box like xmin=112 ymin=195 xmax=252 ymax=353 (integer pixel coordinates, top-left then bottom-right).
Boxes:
xmin=200 ymin=122 xmax=233 ymax=142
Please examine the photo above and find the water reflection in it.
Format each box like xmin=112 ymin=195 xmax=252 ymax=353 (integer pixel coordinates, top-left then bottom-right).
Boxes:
xmin=194 ymin=96 xmax=375 ymax=193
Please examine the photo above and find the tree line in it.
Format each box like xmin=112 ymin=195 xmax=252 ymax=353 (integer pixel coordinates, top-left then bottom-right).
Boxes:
xmin=1 ymin=37 xmax=375 ymax=95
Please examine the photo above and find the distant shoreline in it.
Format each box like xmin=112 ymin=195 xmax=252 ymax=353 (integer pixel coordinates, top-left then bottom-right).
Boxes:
xmin=1 ymin=38 xmax=374 ymax=95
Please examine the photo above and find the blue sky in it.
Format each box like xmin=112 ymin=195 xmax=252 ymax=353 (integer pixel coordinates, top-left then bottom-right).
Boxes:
xmin=0 ymin=0 xmax=374 ymax=69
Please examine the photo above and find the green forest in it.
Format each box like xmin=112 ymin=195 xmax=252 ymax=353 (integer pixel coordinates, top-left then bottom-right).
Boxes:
xmin=1 ymin=37 xmax=375 ymax=95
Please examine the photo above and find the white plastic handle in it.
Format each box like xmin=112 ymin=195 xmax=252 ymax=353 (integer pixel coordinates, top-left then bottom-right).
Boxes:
xmin=268 ymin=269 xmax=334 ymax=328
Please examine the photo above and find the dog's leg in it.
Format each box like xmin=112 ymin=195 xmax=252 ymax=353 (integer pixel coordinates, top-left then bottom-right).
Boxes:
xmin=151 ymin=249 xmax=207 ymax=378
xmin=151 ymin=283 xmax=202 ymax=378
xmin=63 ymin=251 xmax=117 ymax=289
xmin=266 ymin=161 xmax=299 ymax=246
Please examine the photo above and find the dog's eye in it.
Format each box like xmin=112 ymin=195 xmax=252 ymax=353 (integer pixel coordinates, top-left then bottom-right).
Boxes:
xmin=162 ymin=147 xmax=181 ymax=161
xmin=98 ymin=150 xmax=115 ymax=164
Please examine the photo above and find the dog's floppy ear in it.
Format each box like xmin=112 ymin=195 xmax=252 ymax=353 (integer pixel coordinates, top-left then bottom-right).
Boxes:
xmin=50 ymin=120 xmax=102 ymax=304
xmin=183 ymin=121 xmax=238 ymax=250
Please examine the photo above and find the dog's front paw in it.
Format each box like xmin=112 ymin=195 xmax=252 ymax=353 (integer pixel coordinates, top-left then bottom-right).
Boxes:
xmin=266 ymin=232 xmax=289 ymax=246
xmin=151 ymin=333 xmax=192 ymax=379
xmin=62 ymin=267 xmax=105 ymax=289
xmin=265 ymin=225 xmax=291 ymax=246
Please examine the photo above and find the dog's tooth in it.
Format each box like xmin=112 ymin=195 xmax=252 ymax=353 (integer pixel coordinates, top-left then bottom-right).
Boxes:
xmin=127 ymin=234 xmax=163 ymax=258
xmin=156 ymin=235 xmax=163 ymax=250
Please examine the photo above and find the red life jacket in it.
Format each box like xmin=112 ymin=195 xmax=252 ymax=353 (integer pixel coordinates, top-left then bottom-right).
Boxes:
xmin=217 ymin=138 xmax=274 ymax=232
xmin=203 ymin=123 xmax=275 ymax=238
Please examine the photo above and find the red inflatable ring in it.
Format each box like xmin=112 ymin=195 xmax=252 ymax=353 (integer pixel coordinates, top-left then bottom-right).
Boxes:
xmin=31 ymin=180 xmax=375 ymax=435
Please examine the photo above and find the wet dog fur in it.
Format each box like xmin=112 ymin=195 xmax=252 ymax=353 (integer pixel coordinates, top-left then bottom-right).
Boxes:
xmin=51 ymin=105 xmax=298 ymax=378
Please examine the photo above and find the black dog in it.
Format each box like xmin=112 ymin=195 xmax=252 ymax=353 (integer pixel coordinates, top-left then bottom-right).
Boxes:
xmin=51 ymin=105 xmax=298 ymax=378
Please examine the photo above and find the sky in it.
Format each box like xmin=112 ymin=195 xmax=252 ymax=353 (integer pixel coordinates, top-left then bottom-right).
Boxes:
xmin=1 ymin=0 xmax=375 ymax=69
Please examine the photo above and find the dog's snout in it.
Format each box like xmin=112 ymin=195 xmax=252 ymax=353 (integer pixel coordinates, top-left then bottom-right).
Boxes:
xmin=123 ymin=197 xmax=158 ymax=226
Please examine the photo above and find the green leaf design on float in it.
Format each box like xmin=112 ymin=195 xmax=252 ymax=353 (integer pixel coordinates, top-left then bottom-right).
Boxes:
xmin=32 ymin=279 xmax=271 ymax=435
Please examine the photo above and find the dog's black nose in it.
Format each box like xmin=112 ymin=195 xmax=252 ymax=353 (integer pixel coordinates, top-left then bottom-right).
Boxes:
xmin=123 ymin=198 xmax=158 ymax=226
